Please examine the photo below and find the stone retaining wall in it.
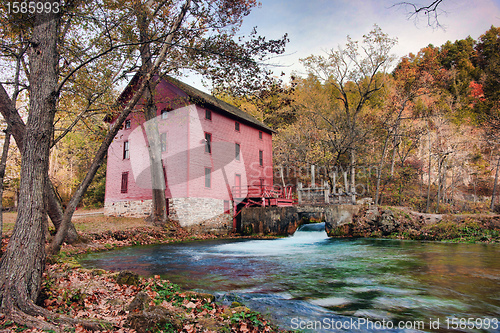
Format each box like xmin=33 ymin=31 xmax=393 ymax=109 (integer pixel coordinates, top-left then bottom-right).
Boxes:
xmin=240 ymin=204 xmax=361 ymax=236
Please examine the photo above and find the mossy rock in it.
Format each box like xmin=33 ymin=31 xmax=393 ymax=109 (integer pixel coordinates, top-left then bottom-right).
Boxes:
xmin=222 ymin=306 xmax=251 ymax=319
xmin=127 ymin=291 xmax=152 ymax=312
xmin=126 ymin=305 xmax=182 ymax=333
xmin=116 ymin=270 xmax=139 ymax=286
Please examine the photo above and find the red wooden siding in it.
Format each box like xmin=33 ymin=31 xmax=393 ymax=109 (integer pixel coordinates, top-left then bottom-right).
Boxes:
xmin=104 ymin=78 xmax=273 ymax=206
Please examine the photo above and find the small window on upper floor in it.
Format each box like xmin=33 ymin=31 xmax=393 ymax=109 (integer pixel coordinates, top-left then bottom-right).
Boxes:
xmin=123 ymin=141 xmax=130 ymax=160
xmin=205 ymin=109 xmax=212 ymax=120
xmin=235 ymin=143 xmax=240 ymax=161
xmin=161 ymin=108 xmax=168 ymax=119
xmin=259 ymin=150 xmax=263 ymax=166
xmin=125 ymin=119 xmax=131 ymax=129
xmin=259 ymin=131 xmax=262 ymax=140
xmin=205 ymin=132 xmax=212 ymax=154
xmin=235 ymin=121 xmax=240 ymax=132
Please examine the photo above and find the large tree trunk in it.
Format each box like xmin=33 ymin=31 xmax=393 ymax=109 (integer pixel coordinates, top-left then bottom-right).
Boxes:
xmin=0 ymin=83 xmax=79 ymax=243
xmin=0 ymin=5 xmax=57 ymax=321
xmin=143 ymin=98 xmax=168 ymax=226
xmin=0 ymin=125 xmax=11 ymax=242
xmin=136 ymin=4 xmax=167 ymax=226
xmin=48 ymin=0 xmax=191 ymax=254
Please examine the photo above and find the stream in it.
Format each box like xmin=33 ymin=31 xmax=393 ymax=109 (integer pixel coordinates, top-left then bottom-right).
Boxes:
xmin=79 ymin=223 xmax=500 ymax=332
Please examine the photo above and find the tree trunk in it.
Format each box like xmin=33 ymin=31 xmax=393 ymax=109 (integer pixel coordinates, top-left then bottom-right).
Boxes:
xmin=375 ymin=131 xmax=390 ymax=205
xmin=48 ymin=0 xmax=191 ymax=254
xmin=142 ymin=90 xmax=168 ymax=226
xmin=350 ymin=150 xmax=356 ymax=204
xmin=491 ymin=156 xmax=500 ymax=211
xmin=136 ymin=4 xmax=167 ymax=226
xmin=0 ymin=82 xmax=79 ymax=242
xmin=436 ymin=157 xmax=443 ymax=213
xmin=0 ymin=5 xmax=57 ymax=319
xmin=425 ymin=126 xmax=432 ymax=213
xmin=0 ymin=125 xmax=11 ymax=242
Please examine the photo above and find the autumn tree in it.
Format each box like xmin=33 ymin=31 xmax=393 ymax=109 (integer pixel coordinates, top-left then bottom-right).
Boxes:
xmin=300 ymin=25 xmax=397 ymax=203
xmin=473 ymin=26 xmax=500 ymax=210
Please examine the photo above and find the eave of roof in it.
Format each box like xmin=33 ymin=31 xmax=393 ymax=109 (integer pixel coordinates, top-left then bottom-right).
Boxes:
xmin=163 ymin=76 xmax=276 ymax=134
xmin=108 ymin=73 xmax=276 ymax=134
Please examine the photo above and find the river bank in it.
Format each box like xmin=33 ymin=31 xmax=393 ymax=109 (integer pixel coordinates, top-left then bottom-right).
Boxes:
xmin=326 ymin=205 xmax=500 ymax=243
xmin=0 ymin=212 xmax=289 ymax=332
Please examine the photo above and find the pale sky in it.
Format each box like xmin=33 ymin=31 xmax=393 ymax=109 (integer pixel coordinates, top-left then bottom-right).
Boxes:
xmin=184 ymin=0 xmax=500 ymax=91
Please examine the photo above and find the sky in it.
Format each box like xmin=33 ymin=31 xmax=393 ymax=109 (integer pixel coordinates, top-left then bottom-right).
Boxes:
xmin=184 ymin=0 xmax=500 ymax=91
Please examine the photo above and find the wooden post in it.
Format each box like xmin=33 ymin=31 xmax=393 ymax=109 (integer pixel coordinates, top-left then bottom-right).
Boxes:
xmin=311 ymin=165 xmax=315 ymax=188
xmin=233 ymin=201 xmax=237 ymax=231
xmin=298 ymin=182 xmax=303 ymax=204
xmin=280 ymin=165 xmax=286 ymax=188
xmin=324 ymin=181 xmax=330 ymax=204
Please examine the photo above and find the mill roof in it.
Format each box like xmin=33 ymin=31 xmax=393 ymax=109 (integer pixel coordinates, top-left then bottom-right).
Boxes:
xmin=113 ymin=73 xmax=275 ymax=134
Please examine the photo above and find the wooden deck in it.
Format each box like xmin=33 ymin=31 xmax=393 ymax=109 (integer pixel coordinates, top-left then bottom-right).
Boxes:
xmin=231 ymin=185 xmax=296 ymax=228
xmin=232 ymin=185 xmax=296 ymax=207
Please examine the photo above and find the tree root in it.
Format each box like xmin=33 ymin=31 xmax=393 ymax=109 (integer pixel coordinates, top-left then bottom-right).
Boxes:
xmin=2 ymin=301 xmax=114 ymax=332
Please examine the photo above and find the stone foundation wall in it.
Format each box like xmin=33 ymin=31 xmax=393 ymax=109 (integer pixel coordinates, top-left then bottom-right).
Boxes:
xmin=170 ymin=197 xmax=232 ymax=234
xmin=104 ymin=200 xmax=153 ymax=218
xmin=104 ymin=197 xmax=232 ymax=235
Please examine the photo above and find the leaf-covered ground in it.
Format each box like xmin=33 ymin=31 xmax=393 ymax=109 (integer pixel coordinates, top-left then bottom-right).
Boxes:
xmin=0 ymin=219 xmax=289 ymax=332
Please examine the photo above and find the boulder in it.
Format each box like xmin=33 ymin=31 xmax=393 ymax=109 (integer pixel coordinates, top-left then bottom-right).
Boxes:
xmin=378 ymin=209 xmax=399 ymax=235
xmin=127 ymin=291 xmax=152 ymax=312
xmin=126 ymin=305 xmax=182 ymax=333
xmin=116 ymin=270 xmax=139 ymax=286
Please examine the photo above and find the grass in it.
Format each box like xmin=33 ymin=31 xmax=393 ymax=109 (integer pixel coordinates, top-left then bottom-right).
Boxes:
xmin=1 ymin=209 xmax=148 ymax=236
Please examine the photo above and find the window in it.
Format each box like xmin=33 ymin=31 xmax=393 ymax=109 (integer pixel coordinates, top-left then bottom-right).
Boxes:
xmin=161 ymin=108 xmax=168 ymax=119
xmin=205 ymin=109 xmax=212 ymax=120
xmin=259 ymin=131 xmax=262 ymax=139
xmin=160 ymin=133 xmax=167 ymax=152
xmin=235 ymin=121 xmax=240 ymax=131
xmin=125 ymin=119 xmax=131 ymax=129
xmin=205 ymin=132 xmax=212 ymax=153
xmin=123 ymin=141 xmax=130 ymax=159
xmin=205 ymin=167 xmax=211 ymax=188
xmin=235 ymin=143 xmax=240 ymax=161
xmin=235 ymin=174 xmax=241 ymax=197
xmin=259 ymin=150 xmax=263 ymax=166
xmin=121 ymin=172 xmax=129 ymax=193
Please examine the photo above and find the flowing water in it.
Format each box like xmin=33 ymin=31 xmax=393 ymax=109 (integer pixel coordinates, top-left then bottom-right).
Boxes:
xmin=79 ymin=223 xmax=500 ymax=332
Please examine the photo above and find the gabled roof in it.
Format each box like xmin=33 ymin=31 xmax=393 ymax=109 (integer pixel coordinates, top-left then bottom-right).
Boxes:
xmin=111 ymin=72 xmax=275 ymax=134
xmin=163 ymin=76 xmax=275 ymax=134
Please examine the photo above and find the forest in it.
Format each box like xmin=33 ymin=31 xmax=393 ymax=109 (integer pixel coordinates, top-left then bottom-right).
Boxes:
xmin=227 ymin=25 xmax=500 ymax=214
xmin=2 ymin=26 xmax=500 ymax=216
